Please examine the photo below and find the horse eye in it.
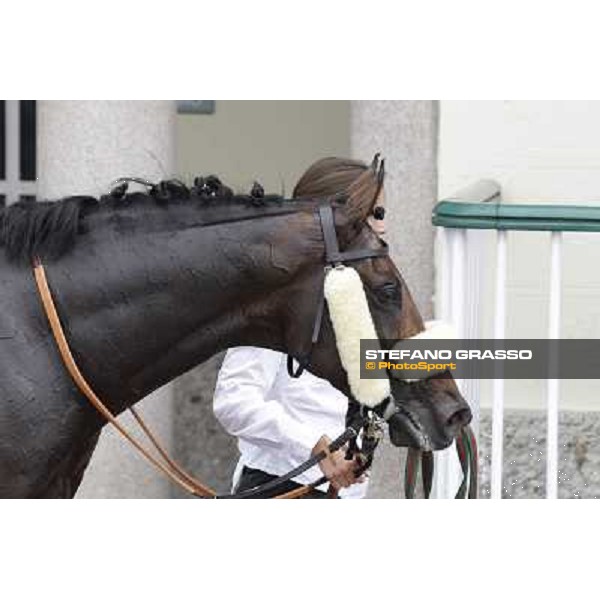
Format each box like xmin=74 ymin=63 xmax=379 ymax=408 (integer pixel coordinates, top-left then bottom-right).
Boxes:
xmin=379 ymin=282 xmax=401 ymax=301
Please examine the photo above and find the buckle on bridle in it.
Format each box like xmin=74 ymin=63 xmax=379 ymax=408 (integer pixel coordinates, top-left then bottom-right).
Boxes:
xmin=363 ymin=411 xmax=385 ymax=442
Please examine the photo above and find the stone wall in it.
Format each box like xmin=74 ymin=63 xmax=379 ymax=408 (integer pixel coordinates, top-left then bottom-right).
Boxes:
xmin=352 ymin=101 xmax=439 ymax=498
xmin=36 ymin=101 xmax=177 ymax=499
xmin=478 ymin=409 xmax=600 ymax=499
xmin=171 ymin=353 xmax=238 ymax=498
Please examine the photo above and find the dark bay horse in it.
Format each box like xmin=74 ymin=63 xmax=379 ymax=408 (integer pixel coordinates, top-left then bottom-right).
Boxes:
xmin=0 ymin=172 xmax=470 ymax=498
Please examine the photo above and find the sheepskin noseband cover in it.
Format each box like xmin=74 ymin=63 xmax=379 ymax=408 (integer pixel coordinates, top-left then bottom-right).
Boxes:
xmin=407 ymin=320 xmax=457 ymax=341
xmin=323 ymin=267 xmax=458 ymax=407
xmin=401 ymin=320 xmax=458 ymax=382
xmin=324 ymin=266 xmax=391 ymax=408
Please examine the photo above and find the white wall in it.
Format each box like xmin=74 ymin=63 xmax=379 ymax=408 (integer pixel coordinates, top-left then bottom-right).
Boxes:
xmin=438 ymin=101 xmax=600 ymax=411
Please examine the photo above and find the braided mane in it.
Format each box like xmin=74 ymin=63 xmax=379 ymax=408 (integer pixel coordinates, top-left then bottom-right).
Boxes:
xmin=0 ymin=176 xmax=293 ymax=264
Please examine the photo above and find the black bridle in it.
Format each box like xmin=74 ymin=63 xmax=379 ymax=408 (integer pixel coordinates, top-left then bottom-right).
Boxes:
xmin=280 ymin=202 xmax=393 ymax=483
xmin=286 ymin=203 xmax=389 ymax=379
xmin=224 ymin=198 xmax=395 ymax=498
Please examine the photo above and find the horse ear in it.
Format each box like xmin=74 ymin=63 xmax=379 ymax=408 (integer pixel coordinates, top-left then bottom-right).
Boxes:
xmin=340 ymin=154 xmax=385 ymax=224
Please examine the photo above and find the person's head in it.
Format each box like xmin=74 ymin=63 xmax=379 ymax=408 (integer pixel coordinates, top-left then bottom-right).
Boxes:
xmin=293 ymin=156 xmax=386 ymax=236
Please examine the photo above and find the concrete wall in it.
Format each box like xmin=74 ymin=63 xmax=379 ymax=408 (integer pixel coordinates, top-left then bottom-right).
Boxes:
xmin=352 ymin=101 xmax=439 ymax=498
xmin=478 ymin=409 xmax=600 ymax=499
xmin=352 ymin=101 xmax=438 ymax=316
xmin=37 ymin=101 xmax=177 ymax=498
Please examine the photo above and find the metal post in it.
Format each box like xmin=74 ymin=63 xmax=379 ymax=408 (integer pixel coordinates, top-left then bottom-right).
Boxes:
xmin=546 ymin=231 xmax=562 ymax=499
xmin=491 ymin=229 xmax=507 ymax=499
xmin=0 ymin=101 xmax=37 ymax=204
xmin=4 ymin=101 xmax=19 ymax=205
xmin=462 ymin=229 xmax=487 ymax=437
xmin=432 ymin=227 xmax=465 ymax=498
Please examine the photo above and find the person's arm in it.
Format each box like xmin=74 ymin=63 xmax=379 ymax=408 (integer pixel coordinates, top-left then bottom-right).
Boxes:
xmin=213 ymin=347 xmax=324 ymax=461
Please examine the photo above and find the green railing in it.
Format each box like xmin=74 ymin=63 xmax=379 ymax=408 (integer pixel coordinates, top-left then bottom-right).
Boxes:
xmin=432 ymin=179 xmax=600 ymax=232
xmin=430 ymin=179 xmax=599 ymax=499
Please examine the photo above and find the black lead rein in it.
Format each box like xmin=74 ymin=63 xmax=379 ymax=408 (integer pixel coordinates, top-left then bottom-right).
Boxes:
xmin=217 ymin=415 xmax=369 ymax=499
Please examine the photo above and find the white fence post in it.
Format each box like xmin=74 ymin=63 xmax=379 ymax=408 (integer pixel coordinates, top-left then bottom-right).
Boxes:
xmin=491 ymin=229 xmax=507 ymax=499
xmin=462 ymin=229 xmax=487 ymax=436
xmin=434 ymin=181 xmax=572 ymax=500
xmin=431 ymin=228 xmax=466 ymax=498
xmin=546 ymin=231 xmax=562 ymax=499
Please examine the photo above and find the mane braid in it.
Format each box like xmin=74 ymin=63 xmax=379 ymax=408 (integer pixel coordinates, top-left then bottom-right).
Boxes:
xmin=0 ymin=176 xmax=304 ymax=264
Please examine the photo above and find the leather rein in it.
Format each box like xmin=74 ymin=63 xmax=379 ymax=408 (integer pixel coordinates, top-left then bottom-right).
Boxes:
xmin=32 ymin=203 xmax=390 ymax=499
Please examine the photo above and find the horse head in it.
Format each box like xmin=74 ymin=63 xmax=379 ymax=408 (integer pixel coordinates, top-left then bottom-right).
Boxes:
xmin=270 ymin=159 xmax=472 ymax=453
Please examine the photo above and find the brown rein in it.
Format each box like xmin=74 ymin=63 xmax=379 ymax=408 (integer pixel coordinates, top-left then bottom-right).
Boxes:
xmin=33 ymin=260 xmax=320 ymax=499
xmin=33 ymin=261 xmax=219 ymax=497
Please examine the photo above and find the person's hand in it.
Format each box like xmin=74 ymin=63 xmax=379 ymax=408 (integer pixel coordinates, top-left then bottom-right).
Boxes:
xmin=311 ymin=435 xmax=365 ymax=490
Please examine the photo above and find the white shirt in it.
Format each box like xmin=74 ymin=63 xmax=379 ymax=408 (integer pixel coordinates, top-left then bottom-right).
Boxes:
xmin=213 ymin=346 xmax=368 ymax=499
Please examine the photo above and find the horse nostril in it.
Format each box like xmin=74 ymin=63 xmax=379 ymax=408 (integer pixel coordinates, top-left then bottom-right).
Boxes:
xmin=447 ymin=408 xmax=472 ymax=428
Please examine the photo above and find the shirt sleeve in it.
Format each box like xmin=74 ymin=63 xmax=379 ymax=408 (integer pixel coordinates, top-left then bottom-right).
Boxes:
xmin=213 ymin=347 xmax=325 ymax=461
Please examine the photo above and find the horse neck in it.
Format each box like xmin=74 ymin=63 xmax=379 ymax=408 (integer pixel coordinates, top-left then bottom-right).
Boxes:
xmin=48 ymin=205 xmax=322 ymax=413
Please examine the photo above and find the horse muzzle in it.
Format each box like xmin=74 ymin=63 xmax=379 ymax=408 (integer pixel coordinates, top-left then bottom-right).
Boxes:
xmin=386 ymin=377 xmax=472 ymax=451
